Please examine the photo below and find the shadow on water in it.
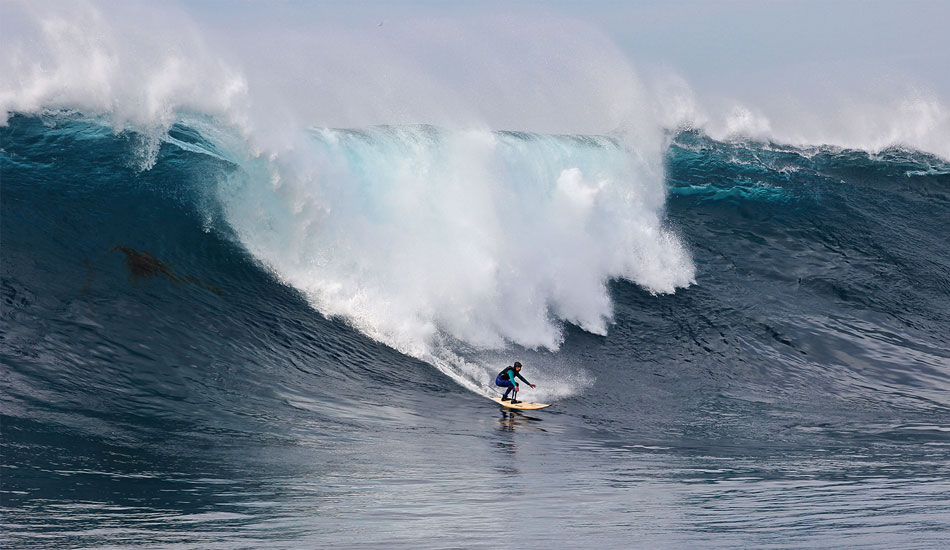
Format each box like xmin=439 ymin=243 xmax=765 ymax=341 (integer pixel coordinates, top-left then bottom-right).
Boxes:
xmin=109 ymin=246 xmax=222 ymax=296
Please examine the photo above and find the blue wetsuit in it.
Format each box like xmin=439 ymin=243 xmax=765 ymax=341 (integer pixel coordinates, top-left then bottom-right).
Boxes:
xmin=495 ymin=367 xmax=530 ymax=399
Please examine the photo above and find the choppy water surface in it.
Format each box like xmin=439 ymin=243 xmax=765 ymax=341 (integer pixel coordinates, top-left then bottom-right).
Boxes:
xmin=3 ymin=114 xmax=950 ymax=548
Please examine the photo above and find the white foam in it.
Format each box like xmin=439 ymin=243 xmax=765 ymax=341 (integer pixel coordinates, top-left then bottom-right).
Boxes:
xmin=217 ymin=127 xmax=695 ymax=369
xmin=0 ymin=1 xmax=248 ymax=156
xmin=652 ymin=74 xmax=950 ymax=158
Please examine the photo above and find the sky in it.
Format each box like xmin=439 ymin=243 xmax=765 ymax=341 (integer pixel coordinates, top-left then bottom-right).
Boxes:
xmin=575 ymin=1 xmax=950 ymax=100
xmin=182 ymin=0 xmax=950 ymax=100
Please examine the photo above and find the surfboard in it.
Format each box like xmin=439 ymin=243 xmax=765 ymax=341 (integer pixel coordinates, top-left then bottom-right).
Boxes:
xmin=491 ymin=396 xmax=551 ymax=410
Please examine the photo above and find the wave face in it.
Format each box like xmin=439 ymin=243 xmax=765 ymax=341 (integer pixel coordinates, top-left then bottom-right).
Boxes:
xmin=3 ymin=114 xmax=950 ymax=547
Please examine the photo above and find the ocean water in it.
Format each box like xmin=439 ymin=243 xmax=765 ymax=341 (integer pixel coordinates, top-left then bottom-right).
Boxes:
xmin=3 ymin=2 xmax=950 ymax=549
xmin=3 ymin=112 xmax=949 ymax=549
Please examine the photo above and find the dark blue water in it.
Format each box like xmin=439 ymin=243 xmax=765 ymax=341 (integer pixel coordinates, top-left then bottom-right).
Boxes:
xmin=3 ymin=115 xmax=950 ymax=548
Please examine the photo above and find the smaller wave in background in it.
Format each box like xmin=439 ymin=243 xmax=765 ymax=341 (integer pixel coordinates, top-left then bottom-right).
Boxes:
xmin=660 ymin=129 xmax=950 ymax=410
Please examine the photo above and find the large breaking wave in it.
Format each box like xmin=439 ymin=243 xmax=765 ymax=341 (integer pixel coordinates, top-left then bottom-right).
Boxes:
xmin=214 ymin=125 xmax=694 ymax=389
xmin=2 ymin=0 xmax=949 ymax=399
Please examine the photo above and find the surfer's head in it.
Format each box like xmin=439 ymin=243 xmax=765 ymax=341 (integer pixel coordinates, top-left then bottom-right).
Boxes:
xmin=513 ymin=361 xmax=522 ymax=370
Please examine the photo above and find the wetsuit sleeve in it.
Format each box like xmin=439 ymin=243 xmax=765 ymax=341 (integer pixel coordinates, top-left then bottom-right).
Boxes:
xmin=515 ymin=372 xmax=530 ymax=385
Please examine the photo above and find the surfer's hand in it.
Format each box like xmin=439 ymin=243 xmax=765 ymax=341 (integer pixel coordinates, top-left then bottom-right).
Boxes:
xmin=530 ymin=384 xmax=536 ymax=388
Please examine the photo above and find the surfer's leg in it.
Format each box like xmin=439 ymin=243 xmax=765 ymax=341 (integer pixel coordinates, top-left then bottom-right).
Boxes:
xmin=496 ymin=377 xmax=515 ymax=400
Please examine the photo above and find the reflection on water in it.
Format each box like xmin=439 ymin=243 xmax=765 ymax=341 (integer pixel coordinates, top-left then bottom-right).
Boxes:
xmin=497 ymin=409 xmax=546 ymax=432
xmin=495 ymin=409 xmax=550 ymax=460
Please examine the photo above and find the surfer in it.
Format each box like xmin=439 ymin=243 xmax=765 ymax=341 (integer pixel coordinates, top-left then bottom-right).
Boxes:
xmin=495 ymin=362 xmax=535 ymax=404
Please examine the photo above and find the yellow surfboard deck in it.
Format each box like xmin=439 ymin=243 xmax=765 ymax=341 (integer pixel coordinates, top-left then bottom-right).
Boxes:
xmin=491 ymin=396 xmax=551 ymax=410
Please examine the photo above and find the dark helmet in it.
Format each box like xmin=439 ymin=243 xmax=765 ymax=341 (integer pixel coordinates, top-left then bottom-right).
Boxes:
xmin=513 ymin=361 xmax=522 ymax=368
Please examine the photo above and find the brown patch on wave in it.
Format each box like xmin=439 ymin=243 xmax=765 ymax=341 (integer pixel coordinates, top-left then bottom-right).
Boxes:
xmin=111 ymin=246 xmax=222 ymax=296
